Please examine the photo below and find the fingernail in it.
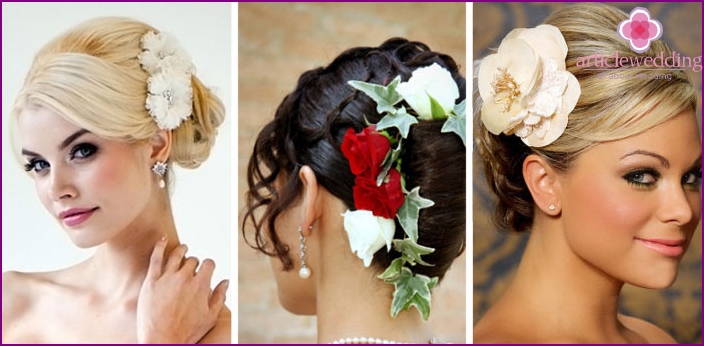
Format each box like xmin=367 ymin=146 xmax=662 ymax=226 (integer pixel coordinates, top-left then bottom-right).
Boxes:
xmin=224 ymin=280 xmax=230 ymax=290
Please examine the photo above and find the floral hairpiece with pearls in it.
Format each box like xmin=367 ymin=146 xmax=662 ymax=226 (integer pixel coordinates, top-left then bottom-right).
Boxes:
xmin=478 ymin=24 xmax=581 ymax=147
xmin=341 ymin=63 xmax=466 ymax=321
xmin=138 ymin=31 xmax=194 ymax=130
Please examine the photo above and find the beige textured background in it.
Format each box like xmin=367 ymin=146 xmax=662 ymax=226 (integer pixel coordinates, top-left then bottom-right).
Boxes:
xmin=473 ymin=2 xmax=702 ymax=344
xmin=238 ymin=2 xmax=466 ymax=344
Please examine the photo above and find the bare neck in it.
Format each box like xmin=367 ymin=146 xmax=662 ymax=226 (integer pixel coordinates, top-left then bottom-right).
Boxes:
xmin=483 ymin=215 xmax=635 ymax=343
xmin=75 ymin=190 xmax=180 ymax=303
xmin=315 ymin=240 xmax=434 ymax=343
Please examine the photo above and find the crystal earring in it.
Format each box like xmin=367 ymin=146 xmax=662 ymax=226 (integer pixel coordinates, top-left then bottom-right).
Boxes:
xmin=298 ymin=225 xmax=311 ymax=279
xmin=548 ymin=204 xmax=556 ymax=211
xmin=152 ymin=161 xmax=167 ymax=189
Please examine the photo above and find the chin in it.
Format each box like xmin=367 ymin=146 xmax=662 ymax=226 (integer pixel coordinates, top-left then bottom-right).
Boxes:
xmin=66 ymin=232 xmax=104 ymax=249
xmin=629 ymin=270 xmax=679 ymax=290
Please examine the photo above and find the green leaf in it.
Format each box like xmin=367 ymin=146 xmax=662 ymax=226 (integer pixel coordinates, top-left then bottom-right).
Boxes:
xmin=388 ymin=267 xmax=439 ymax=321
xmin=375 ymin=106 xmax=418 ymax=139
xmin=376 ymin=139 xmax=403 ymax=186
xmin=428 ymin=93 xmax=448 ymax=120
xmin=378 ymin=257 xmax=405 ymax=282
xmin=348 ymin=76 xmax=403 ymax=114
xmin=441 ymin=99 xmax=466 ymax=146
xmin=393 ymin=238 xmax=435 ymax=266
xmin=397 ymin=186 xmax=435 ymax=242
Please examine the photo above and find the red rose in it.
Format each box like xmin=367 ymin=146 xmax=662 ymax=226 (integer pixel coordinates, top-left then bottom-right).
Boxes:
xmin=353 ymin=168 xmax=405 ymax=219
xmin=341 ymin=126 xmax=390 ymax=178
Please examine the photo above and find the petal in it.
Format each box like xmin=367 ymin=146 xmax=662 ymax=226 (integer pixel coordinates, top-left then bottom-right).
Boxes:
xmin=477 ymin=54 xmax=500 ymax=100
xmin=342 ymin=210 xmax=392 ymax=267
xmin=480 ymin=96 xmax=523 ymax=134
xmin=397 ymin=63 xmax=458 ymax=120
xmin=517 ymin=25 xmax=568 ymax=69
xmin=497 ymin=38 xmax=540 ymax=95
xmin=560 ymin=73 xmax=581 ymax=117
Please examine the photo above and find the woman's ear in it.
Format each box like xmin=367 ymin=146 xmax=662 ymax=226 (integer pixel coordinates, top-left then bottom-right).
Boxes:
xmin=150 ymin=129 xmax=172 ymax=162
xmin=523 ymin=154 xmax=562 ymax=215
xmin=298 ymin=165 xmax=320 ymax=236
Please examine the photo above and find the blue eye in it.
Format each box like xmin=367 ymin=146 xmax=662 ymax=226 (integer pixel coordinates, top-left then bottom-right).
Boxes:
xmin=623 ymin=169 xmax=659 ymax=187
xmin=70 ymin=143 xmax=97 ymax=159
xmin=23 ymin=159 xmax=49 ymax=173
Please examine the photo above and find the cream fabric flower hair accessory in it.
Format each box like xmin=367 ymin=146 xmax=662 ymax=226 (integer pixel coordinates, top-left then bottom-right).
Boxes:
xmin=478 ymin=24 xmax=580 ymax=147
xmin=138 ymin=31 xmax=195 ymax=130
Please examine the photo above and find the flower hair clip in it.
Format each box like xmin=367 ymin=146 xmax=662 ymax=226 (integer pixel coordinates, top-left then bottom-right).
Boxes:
xmin=478 ymin=24 xmax=581 ymax=147
xmin=340 ymin=63 xmax=466 ymax=321
xmin=138 ymin=31 xmax=194 ymax=130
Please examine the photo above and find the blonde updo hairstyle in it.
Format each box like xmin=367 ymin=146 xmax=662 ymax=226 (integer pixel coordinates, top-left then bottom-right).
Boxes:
xmin=476 ymin=3 xmax=698 ymax=232
xmin=10 ymin=17 xmax=225 ymax=186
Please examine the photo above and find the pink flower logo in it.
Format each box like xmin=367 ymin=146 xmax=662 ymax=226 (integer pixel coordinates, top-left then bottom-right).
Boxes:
xmin=618 ymin=7 xmax=663 ymax=54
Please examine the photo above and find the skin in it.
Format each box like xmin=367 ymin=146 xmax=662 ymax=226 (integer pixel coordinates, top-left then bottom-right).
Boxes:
xmin=266 ymin=167 xmax=435 ymax=343
xmin=474 ymin=111 xmax=701 ymax=343
xmin=2 ymin=106 xmax=230 ymax=343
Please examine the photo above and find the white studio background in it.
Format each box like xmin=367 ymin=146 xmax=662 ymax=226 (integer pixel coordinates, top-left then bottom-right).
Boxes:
xmin=1 ymin=2 xmax=232 ymax=300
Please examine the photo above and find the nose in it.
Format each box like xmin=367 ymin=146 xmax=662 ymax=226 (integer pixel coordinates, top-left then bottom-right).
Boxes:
xmin=46 ymin=165 xmax=77 ymax=201
xmin=658 ymin=184 xmax=697 ymax=227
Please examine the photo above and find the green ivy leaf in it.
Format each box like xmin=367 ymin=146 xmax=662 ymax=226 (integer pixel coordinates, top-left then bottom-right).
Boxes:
xmin=428 ymin=93 xmax=448 ymax=120
xmin=393 ymin=238 xmax=435 ymax=266
xmin=376 ymin=106 xmax=418 ymax=139
xmin=388 ymin=267 xmax=439 ymax=321
xmin=378 ymin=257 xmax=405 ymax=282
xmin=441 ymin=99 xmax=466 ymax=146
xmin=397 ymin=186 xmax=435 ymax=242
xmin=376 ymin=139 xmax=403 ymax=186
xmin=348 ymin=76 xmax=403 ymax=114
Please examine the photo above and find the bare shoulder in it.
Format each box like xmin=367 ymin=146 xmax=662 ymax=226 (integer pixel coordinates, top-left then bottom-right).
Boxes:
xmin=473 ymin=311 xmax=528 ymax=344
xmin=198 ymin=306 xmax=231 ymax=344
xmin=2 ymin=271 xmax=42 ymax=341
xmin=619 ymin=314 xmax=677 ymax=343
xmin=3 ymin=271 xmax=33 ymax=317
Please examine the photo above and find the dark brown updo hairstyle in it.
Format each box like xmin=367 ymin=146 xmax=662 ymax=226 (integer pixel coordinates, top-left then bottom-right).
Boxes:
xmin=476 ymin=3 xmax=697 ymax=233
xmin=243 ymin=38 xmax=466 ymax=281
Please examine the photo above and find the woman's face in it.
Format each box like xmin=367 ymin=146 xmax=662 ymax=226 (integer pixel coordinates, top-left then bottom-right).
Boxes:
xmin=559 ymin=111 xmax=701 ymax=289
xmin=18 ymin=106 xmax=156 ymax=248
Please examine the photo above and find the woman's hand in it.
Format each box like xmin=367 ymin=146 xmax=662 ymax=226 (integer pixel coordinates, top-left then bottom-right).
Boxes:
xmin=136 ymin=237 xmax=229 ymax=344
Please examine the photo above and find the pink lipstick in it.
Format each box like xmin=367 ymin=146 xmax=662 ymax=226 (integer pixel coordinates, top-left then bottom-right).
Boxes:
xmin=59 ymin=207 xmax=98 ymax=227
xmin=636 ymin=238 xmax=685 ymax=257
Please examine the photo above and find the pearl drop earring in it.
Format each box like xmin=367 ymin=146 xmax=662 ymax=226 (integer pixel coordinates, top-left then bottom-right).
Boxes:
xmin=298 ymin=225 xmax=311 ymax=279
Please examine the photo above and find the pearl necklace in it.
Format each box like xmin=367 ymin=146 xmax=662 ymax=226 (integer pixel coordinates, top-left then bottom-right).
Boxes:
xmin=331 ymin=337 xmax=406 ymax=344
xmin=331 ymin=337 xmax=436 ymax=344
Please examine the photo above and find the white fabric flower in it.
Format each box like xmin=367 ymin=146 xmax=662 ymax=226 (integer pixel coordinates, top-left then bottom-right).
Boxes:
xmin=396 ymin=63 xmax=459 ymax=120
xmin=138 ymin=31 xmax=194 ymax=130
xmin=145 ymin=72 xmax=193 ymax=130
xmin=478 ymin=24 xmax=580 ymax=147
xmin=342 ymin=210 xmax=395 ymax=267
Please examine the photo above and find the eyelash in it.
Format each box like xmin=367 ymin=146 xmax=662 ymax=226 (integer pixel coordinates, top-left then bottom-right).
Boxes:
xmin=623 ymin=167 xmax=702 ymax=189
xmin=623 ymin=168 xmax=659 ymax=188
xmin=23 ymin=143 xmax=98 ymax=173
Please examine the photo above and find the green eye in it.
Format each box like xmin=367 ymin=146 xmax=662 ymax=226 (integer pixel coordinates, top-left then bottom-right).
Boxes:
xmin=623 ymin=169 xmax=659 ymax=187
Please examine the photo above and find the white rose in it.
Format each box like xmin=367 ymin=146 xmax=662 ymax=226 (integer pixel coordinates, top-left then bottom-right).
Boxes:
xmin=396 ymin=63 xmax=459 ymax=120
xmin=342 ymin=210 xmax=395 ymax=267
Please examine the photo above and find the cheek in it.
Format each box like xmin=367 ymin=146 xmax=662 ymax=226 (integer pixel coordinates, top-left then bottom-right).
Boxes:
xmin=88 ymin=153 xmax=151 ymax=208
xmin=565 ymin=177 xmax=653 ymax=239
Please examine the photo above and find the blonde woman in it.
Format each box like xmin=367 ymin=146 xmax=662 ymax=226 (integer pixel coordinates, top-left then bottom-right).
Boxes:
xmin=474 ymin=3 xmax=700 ymax=343
xmin=2 ymin=15 xmax=230 ymax=343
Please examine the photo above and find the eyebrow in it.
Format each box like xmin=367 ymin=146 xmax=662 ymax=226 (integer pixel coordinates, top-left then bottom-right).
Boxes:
xmin=20 ymin=129 xmax=91 ymax=157
xmin=620 ymin=150 xmax=670 ymax=168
